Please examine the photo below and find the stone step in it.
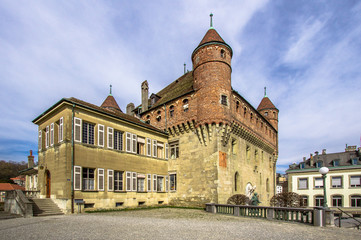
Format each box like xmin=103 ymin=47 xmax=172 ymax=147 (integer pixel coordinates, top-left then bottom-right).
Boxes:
xmin=29 ymin=198 xmax=64 ymax=217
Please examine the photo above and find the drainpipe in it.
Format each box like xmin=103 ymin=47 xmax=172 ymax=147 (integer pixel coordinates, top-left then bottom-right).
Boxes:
xmin=164 ymin=104 xmax=167 ymax=132
xmin=71 ymin=104 xmax=75 ymax=213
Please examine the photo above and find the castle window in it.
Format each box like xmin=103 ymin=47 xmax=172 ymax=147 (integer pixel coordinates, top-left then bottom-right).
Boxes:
xmin=234 ymin=172 xmax=239 ymax=191
xmin=266 ymin=178 xmax=270 ymax=192
xmin=220 ymin=49 xmax=225 ymax=58
xmin=169 ymin=105 xmax=174 ymax=117
xmin=250 ymin=113 xmax=253 ymax=122
xmin=114 ymin=171 xmax=124 ymax=191
xmin=236 ymin=101 xmax=239 ymax=112
xmin=221 ymin=95 xmax=228 ymax=106
xmin=146 ymin=115 xmax=150 ymax=124
xmin=243 ymin=107 xmax=247 ymax=118
xmin=261 ymin=122 xmax=263 ymax=130
xmin=156 ymin=110 xmax=161 ymax=122
xmin=183 ymin=99 xmax=189 ymax=112
xmin=255 ymin=149 xmax=258 ymax=161
xmin=82 ymin=122 xmax=95 ymax=145
xmin=169 ymin=173 xmax=177 ymax=191
xmin=264 ymin=111 xmax=268 ymax=116
xmin=246 ymin=146 xmax=250 ymax=161
xmin=170 ymin=141 xmax=179 ymax=159
xmin=231 ymin=139 xmax=236 ymax=154
xmin=273 ymin=112 xmax=276 ymax=118
xmin=82 ymin=167 xmax=95 ymax=191
xmin=114 ymin=130 xmax=123 ymax=151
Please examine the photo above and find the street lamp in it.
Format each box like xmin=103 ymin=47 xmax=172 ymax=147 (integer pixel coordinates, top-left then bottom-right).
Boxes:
xmin=319 ymin=167 xmax=329 ymax=208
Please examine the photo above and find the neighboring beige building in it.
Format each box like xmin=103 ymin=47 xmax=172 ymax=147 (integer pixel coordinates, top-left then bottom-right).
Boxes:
xmin=287 ymin=146 xmax=361 ymax=215
xmin=33 ymin=21 xmax=279 ymax=213
xmin=20 ymin=150 xmax=39 ymax=192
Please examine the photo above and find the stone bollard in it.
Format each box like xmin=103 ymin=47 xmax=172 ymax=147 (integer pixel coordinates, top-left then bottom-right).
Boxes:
xmin=313 ymin=207 xmax=326 ymax=227
xmin=325 ymin=209 xmax=335 ymax=226
xmin=267 ymin=208 xmax=274 ymax=220
xmin=233 ymin=206 xmax=240 ymax=216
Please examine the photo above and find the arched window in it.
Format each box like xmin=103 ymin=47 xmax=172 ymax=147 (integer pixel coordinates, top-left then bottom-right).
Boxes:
xmin=156 ymin=110 xmax=161 ymax=122
xmin=146 ymin=115 xmax=150 ymax=124
xmin=221 ymin=49 xmax=225 ymax=58
xmin=236 ymin=101 xmax=240 ymax=112
xmin=301 ymin=195 xmax=308 ymax=207
xmin=332 ymin=195 xmax=343 ymax=207
xmin=243 ymin=107 xmax=247 ymax=118
xmin=351 ymin=195 xmax=361 ymax=207
xmin=183 ymin=99 xmax=189 ymax=112
xmin=266 ymin=178 xmax=269 ymax=192
xmin=234 ymin=172 xmax=239 ymax=191
xmin=315 ymin=195 xmax=324 ymax=207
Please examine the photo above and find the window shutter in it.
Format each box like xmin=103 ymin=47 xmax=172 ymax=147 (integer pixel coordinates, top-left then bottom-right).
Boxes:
xmin=132 ymin=134 xmax=137 ymax=153
xmin=107 ymin=127 xmax=113 ymax=149
xmin=152 ymin=140 xmax=157 ymax=158
xmin=107 ymin=170 xmax=113 ymax=191
xmin=147 ymin=138 xmax=151 ymax=156
xmin=165 ymin=143 xmax=169 ymax=159
xmin=46 ymin=126 xmax=49 ymax=148
xmin=147 ymin=174 xmax=151 ymax=192
xmin=74 ymin=118 xmax=82 ymax=142
xmin=50 ymin=123 xmax=54 ymax=146
xmin=165 ymin=176 xmax=169 ymax=192
xmin=153 ymin=174 xmax=157 ymax=192
xmin=98 ymin=169 xmax=104 ymax=191
xmin=132 ymin=172 xmax=137 ymax=191
xmin=126 ymin=172 xmax=131 ymax=191
xmin=126 ymin=132 xmax=131 ymax=152
xmin=98 ymin=125 xmax=104 ymax=147
xmin=59 ymin=117 xmax=64 ymax=142
xmin=38 ymin=130 xmax=42 ymax=151
xmin=74 ymin=166 xmax=82 ymax=190
xmin=332 ymin=177 xmax=341 ymax=187
xmin=315 ymin=178 xmax=323 ymax=187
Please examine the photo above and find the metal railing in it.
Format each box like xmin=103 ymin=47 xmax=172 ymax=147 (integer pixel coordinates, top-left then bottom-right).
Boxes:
xmin=336 ymin=208 xmax=361 ymax=230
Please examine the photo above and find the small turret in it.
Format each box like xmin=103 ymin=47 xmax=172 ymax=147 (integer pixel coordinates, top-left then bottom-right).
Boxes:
xmin=101 ymin=85 xmax=122 ymax=112
xmin=141 ymin=80 xmax=149 ymax=112
xmin=257 ymin=87 xmax=278 ymax=130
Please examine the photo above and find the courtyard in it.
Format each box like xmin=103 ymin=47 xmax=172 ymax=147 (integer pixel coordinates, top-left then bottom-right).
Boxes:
xmin=0 ymin=208 xmax=360 ymax=240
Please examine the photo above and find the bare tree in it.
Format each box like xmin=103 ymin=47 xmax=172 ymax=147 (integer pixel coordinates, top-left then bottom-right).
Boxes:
xmin=227 ymin=194 xmax=250 ymax=205
xmin=270 ymin=192 xmax=304 ymax=207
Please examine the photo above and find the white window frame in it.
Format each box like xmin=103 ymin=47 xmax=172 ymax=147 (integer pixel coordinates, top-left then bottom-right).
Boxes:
xmin=298 ymin=178 xmax=308 ymax=190
xmin=45 ymin=126 xmax=49 ymax=148
xmin=169 ymin=173 xmax=177 ymax=191
xmin=147 ymin=174 xmax=151 ymax=192
xmin=59 ymin=117 xmax=64 ymax=142
xmin=153 ymin=174 xmax=157 ymax=192
xmin=107 ymin=127 xmax=113 ymax=149
xmin=38 ymin=130 xmax=42 ymax=151
xmin=74 ymin=117 xmax=82 ymax=142
xmin=126 ymin=132 xmax=132 ymax=152
xmin=350 ymin=176 xmax=361 ymax=187
xmin=98 ymin=124 xmax=104 ymax=147
xmin=132 ymin=134 xmax=137 ymax=153
xmin=146 ymin=138 xmax=151 ymax=156
xmin=165 ymin=143 xmax=169 ymax=159
xmin=126 ymin=171 xmax=132 ymax=191
xmin=314 ymin=177 xmax=323 ymax=188
xmin=74 ymin=166 xmax=82 ymax=191
xmin=165 ymin=176 xmax=169 ymax=192
xmin=50 ymin=123 xmax=54 ymax=146
xmin=98 ymin=168 xmax=104 ymax=191
xmin=152 ymin=140 xmax=157 ymax=158
xmin=108 ymin=169 xmax=114 ymax=191
xmin=132 ymin=172 xmax=137 ymax=192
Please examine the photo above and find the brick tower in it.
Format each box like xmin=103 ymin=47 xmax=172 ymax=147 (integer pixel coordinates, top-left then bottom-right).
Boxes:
xmin=257 ymin=87 xmax=279 ymax=131
xmin=192 ymin=14 xmax=233 ymax=126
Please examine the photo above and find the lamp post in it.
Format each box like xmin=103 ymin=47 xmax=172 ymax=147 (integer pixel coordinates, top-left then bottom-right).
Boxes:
xmin=319 ymin=167 xmax=329 ymax=208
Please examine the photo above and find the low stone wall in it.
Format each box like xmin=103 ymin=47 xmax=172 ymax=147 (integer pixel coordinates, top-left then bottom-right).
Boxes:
xmin=4 ymin=190 xmax=33 ymax=217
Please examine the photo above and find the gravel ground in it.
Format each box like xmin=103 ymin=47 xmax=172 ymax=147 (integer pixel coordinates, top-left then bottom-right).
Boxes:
xmin=0 ymin=208 xmax=360 ymax=240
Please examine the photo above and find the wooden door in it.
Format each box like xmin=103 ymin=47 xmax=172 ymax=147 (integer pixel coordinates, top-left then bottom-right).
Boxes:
xmin=46 ymin=171 xmax=51 ymax=198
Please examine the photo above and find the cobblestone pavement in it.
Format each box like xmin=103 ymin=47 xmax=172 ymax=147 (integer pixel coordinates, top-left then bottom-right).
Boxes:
xmin=0 ymin=208 xmax=360 ymax=240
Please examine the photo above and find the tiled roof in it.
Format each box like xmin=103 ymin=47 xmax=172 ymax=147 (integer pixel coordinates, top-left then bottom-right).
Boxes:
xmin=100 ymin=95 xmax=122 ymax=112
xmin=10 ymin=175 xmax=25 ymax=181
xmin=141 ymin=71 xmax=194 ymax=113
xmin=257 ymin=97 xmax=277 ymax=111
xmin=198 ymin=28 xmax=226 ymax=47
xmin=0 ymin=183 xmax=25 ymax=191
xmin=57 ymin=97 xmax=166 ymax=134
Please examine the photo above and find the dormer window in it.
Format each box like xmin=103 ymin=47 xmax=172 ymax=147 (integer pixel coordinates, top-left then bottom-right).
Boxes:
xmin=183 ymin=99 xmax=189 ymax=112
xmin=264 ymin=111 xmax=268 ymax=116
xmin=145 ymin=115 xmax=150 ymax=124
xmin=352 ymin=158 xmax=358 ymax=165
xmin=333 ymin=160 xmax=340 ymax=167
xmin=300 ymin=163 xmax=305 ymax=169
xmin=169 ymin=105 xmax=174 ymax=117
xmin=316 ymin=161 xmax=323 ymax=168
xmin=156 ymin=111 xmax=161 ymax=122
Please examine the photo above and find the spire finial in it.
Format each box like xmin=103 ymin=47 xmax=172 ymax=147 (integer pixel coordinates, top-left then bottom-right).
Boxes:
xmin=264 ymin=87 xmax=267 ymax=97
xmin=210 ymin=13 xmax=213 ymax=28
xmin=184 ymin=63 xmax=186 ymax=74
xmin=110 ymin=84 xmax=112 ymax=96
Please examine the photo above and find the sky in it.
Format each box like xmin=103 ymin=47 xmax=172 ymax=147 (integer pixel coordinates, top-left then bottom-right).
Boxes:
xmin=0 ymin=0 xmax=360 ymax=173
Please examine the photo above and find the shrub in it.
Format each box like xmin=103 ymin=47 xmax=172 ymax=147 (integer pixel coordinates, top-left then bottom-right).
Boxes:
xmin=227 ymin=194 xmax=250 ymax=205
xmin=270 ymin=192 xmax=303 ymax=207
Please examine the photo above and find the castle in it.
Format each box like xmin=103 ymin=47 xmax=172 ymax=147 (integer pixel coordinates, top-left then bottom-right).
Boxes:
xmin=33 ymin=18 xmax=279 ymax=213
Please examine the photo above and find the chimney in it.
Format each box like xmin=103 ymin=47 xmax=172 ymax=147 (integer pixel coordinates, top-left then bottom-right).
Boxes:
xmin=315 ymin=151 xmax=319 ymax=156
xmin=322 ymin=149 xmax=326 ymax=155
xmin=303 ymin=157 xmax=306 ymax=161
xmin=309 ymin=154 xmax=314 ymax=167
xmin=28 ymin=150 xmax=34 ymax=168
xmin=126 ymin=103 xmax=135 ymax=115
xmin=141 ymin=80 xmax=149 ymax=112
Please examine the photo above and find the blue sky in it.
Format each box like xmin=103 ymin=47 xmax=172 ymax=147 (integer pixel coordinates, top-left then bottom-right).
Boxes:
xmin=1 ymin=0 xmax=360 ymax=173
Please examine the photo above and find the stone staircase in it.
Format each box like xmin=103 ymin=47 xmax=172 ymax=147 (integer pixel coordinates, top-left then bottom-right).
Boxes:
xmin=30 ymin=198 xmax=64 ymax=216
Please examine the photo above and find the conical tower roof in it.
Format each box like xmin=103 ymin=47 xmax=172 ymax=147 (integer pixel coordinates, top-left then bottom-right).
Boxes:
xmin=257 ymin=97 xmax=277 ymax=111
xmin=198 ymin=28 xmax=226 ymax=47
xmin=100 ymin=85 xmax=122 ymax=112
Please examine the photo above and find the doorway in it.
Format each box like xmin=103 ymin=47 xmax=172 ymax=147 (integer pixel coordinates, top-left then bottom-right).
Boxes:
xmin=45 ymin=170 xmax=51 ymax=198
